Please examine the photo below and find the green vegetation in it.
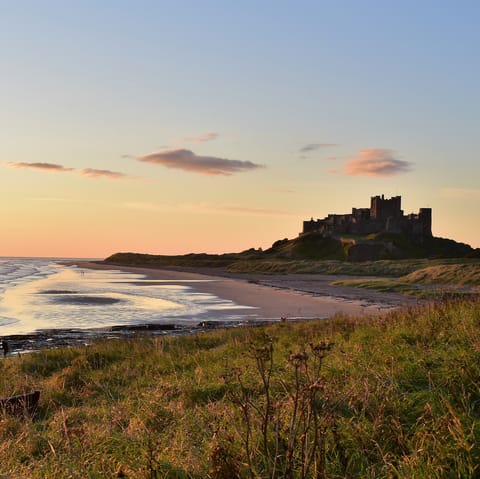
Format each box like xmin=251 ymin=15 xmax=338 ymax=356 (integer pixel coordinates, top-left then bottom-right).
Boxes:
xmin=402 ymin=263 xmax=480 ymax=285
xmin=105 ymin=231 xmax=479 ymax=276
xmin=330 ymin=278 xmax=425 ymax=296
xmin=331 ymin=261 xmax=480 ymax=299
xmin=106 ymin=249 xmax=480 ymax=283
xmin=227 ymin=258 xmax=436 ymax=276
xmin=2 ymin=300 xmax=480 ymax=477
xmin=106 ymin=252 xmax=434 ymax=276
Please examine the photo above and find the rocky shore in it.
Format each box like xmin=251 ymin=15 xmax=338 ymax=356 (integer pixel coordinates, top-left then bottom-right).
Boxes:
xmin=0 ymin=319 xmax=280 ymax=356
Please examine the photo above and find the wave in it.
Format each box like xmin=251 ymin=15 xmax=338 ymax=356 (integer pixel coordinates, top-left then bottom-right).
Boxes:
xmin=0 ymin=316 xmax=19 ymax=327
xmin=0 ymin=258 xmax=58 ymax=294
xmin=0 ymin=259 xmax=257 ymax=335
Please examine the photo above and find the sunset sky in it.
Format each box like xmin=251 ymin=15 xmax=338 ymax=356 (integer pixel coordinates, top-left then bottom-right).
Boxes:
xmin=1 ymin=1 xmax=479 ymax=258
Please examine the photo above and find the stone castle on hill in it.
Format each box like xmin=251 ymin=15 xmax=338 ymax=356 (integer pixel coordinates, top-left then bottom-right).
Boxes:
xmin=303 ymin=195 xmax=432 ymax=242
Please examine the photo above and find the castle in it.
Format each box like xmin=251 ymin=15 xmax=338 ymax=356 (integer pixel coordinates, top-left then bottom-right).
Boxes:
xmin=303 ymin=195 xmax=432 ymax=242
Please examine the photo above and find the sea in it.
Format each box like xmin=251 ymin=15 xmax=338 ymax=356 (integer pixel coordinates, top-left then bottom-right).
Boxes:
xmin=0 ymin=257 xmax=257 ymax=337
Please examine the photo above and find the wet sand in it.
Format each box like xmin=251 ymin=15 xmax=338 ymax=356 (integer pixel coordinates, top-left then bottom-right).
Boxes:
xmin=1 ymin=261 xmax=420 ymax=356
xmin=75 ymin=261 xmax=418 ymax=318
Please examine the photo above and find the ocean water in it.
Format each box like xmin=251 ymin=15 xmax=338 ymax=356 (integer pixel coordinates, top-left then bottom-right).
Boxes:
xmin=0 ymin=258 xmax=257 ymax=336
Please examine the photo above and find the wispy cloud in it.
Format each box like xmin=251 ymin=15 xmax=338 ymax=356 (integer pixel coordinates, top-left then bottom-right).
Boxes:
xmin=79 ymin=168 xmax=131 ymax=180
xmin=299 ymin=143 xmax=338 ymax=154
xmin=7 ymin=162 xmax=74 ymax=173
xmin=123 ymin=202 xmax=164 ymax=212
xmin=122 ymin=201 xmax=294 ymax=217
xmin=137 ymin=148 xmax=264 ymax=176
xmin=27 ymin=197 xmax=72 ymax=202
xmin=210 ymin=205 xmax=295 ymax=217
xmin=268 ymin=188 xmax=296 ymax=194
xmin=5 ymin=162 xmax=132 ymax=180
xmin=342 ymin=149 xmax=412 ymax=177
xmin=180 ymin=132 xmax=219 ymax=144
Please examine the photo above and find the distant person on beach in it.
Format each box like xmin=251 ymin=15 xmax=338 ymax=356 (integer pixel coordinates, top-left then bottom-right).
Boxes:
xmin=2 ymin=340 xmax=9 ymax=358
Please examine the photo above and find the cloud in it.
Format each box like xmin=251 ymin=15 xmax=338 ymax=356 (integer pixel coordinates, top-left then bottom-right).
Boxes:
xmin=7 ymin=162 xmax=74 ymax=173
xmin=268 ymin=188 xmax=296 ymax=194
xmin=122 ymin=201 xmax=294 ymax=217
xmin=181 ymin=132 xmax=219 ymax=143
xmin=123 ymin=202 xmax=164 ymax=212
xmin=6 ymin=162 xmax=132 ymax=180
xmin=342 ymin=149 xmax=412 ymax=177
xmin=79 ymin=168 xmax=131 ymax=180
xmin=27 ymin=197 xmax=72 ymax=202
xmin=137 ymin=148 xmax=264 ymax=176
xmin=299 ymin=143 xmax=338 ymax=154
xmin=210 ymin=205 xmax=295 ymax=217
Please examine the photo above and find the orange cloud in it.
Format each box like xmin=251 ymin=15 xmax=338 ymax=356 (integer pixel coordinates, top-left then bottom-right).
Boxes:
xmin=7 ymin=162 xmax=74 ymax=173
xmin=342 ymin=149 xmax=411 ymax=176
xmin=79 ymin=168 xmax=131 ymax=180
xmin=6 ymin=162 xmax=131 ymax=180
xmin=137 ymin=148 xmax=264 ymax=176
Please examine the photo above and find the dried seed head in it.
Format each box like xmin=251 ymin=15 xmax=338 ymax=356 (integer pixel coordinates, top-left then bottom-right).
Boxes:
xmin=288 ymin=351 xmax=309 ymax=366
xmin=310 ymin=340 xmax=334 ymax=357
xmin=251 ymin=345 xmax=272 ymax=361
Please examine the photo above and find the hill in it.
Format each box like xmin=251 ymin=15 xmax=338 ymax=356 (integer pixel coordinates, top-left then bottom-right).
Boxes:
xmin=105 ymin=231 xmax=476 ymax=271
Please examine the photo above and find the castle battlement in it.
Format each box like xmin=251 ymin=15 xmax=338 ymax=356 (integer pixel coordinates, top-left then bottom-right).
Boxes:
xmin=303 ymin=195 xmax=432 ymax=241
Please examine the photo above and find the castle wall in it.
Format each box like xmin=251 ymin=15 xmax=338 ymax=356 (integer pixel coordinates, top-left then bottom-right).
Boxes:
xmin=302 ymin=195 xmax=432 ymax=241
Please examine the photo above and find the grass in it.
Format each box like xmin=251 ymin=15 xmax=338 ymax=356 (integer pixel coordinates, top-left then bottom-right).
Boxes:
xmin=331 ymin=260 xmax=480 ymax=299
xmin=402 ymin=263 xmax=480 ymax=285
xmin=106 ymin=251 xmax=480 ymax=280
xmin=330 ymin=278 xmax=426 ymax=296
xmin=2 ymin=299 xmax=480 ymax=477
xmin=229 ymin=257 xmax=480 ymax=278
xmin=225 ymin=258 xmax=429 ymax=275
xmin=106 ymin=230 xmax=479 ymax=272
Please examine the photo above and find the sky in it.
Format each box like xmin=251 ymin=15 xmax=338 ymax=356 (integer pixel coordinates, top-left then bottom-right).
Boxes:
xmin=1 ymin=0 xmax=479 ymax=258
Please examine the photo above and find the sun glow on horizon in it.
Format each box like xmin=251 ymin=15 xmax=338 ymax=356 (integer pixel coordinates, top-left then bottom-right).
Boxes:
xmin=1 ymin=3 xmax=479 ymax=256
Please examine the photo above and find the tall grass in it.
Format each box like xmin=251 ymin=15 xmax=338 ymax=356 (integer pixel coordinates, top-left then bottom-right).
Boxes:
xmin=1 ymin=300 xmax=480 ymax=477
xmin=106 ymin=252 xmax=480 ymax=278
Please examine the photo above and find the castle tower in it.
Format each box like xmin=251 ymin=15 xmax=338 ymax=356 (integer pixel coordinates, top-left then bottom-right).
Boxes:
xmin=370 ymin=195 xmax=403 ymax=219
xmin=418 ymin=208 xmax=432 ymax=237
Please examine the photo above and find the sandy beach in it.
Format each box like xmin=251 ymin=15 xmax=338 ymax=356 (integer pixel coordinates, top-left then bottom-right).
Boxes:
xmin=75 ymin=261 xmax=418 ymax=319
xmin=0 ymin=260 xmax=420 ymax=355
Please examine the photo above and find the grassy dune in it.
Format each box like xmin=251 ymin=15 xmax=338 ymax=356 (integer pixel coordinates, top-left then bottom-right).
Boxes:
xmin=104 ymin=253 xmax=450 ymax=277
xmin=331 ymin=260 xmax=480 ymax=299
xmin=226 ymin=258 xmax=429 ymax=276
xmin=105 ymin=230 xmax=478 ymax=273
xmin=402 ymin=263 xmax=480 ymax=285
xmin=2 ymin=300 xmax=480 ymax=477
xmin=105 ymin=251 xmax=480 ymax=281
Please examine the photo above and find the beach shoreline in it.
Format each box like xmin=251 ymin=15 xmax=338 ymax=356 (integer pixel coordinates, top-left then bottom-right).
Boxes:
xmin=1 ymin=260 xmax=419 ymax=356
xmin=78 ymin=260 xmax=419 ymax=308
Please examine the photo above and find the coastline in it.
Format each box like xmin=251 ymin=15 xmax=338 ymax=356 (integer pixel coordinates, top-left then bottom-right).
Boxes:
xmin=1 ymin=260 xmax=419 ymax=356
xmin=75 ymin=260 xmax=413 ymax=318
